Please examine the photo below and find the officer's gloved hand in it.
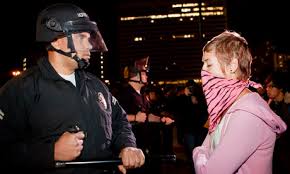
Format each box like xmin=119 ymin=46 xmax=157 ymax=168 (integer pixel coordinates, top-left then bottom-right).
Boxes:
xmin=118 ymin=147 xmax=145 ymax=174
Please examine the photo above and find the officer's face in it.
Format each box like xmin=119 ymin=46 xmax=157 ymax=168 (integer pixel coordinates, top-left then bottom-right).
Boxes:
xmin=52 ymin=32 xmax=92 ymax=64
xmin=72 ymin=32 xmax=92 ymax=62
xmin=140 ymin=71 xmax=148 ymax=83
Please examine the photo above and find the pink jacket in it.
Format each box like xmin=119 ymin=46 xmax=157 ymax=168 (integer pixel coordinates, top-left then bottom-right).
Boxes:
xmin=192 ymin=92 xmax=287 ymax=174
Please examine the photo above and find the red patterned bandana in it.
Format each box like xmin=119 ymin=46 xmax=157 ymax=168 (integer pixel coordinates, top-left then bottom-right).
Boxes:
xmin=201 ymin=70 xmax=248 ymax=133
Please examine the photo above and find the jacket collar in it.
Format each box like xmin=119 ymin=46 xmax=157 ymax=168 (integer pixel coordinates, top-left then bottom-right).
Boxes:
xmin=37 ymin=57 xmax=91 ymax=82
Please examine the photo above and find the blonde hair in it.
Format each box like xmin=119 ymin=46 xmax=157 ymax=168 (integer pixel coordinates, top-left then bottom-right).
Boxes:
xmin=203 ymin=30 xmax=252 ymax=80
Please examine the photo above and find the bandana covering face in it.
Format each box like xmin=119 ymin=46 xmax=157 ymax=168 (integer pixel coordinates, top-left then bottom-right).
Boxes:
xmin=201 ymin=70 xmax=248 ymax=133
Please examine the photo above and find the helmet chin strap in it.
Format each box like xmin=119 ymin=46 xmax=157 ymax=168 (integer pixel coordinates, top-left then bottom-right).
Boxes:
xmin=47 ymin=34 xmax=89 ymax=69
xmin=48 ymin=45 xmax=89 ymax=69
xmin=129 ymin=72 xmax=147 ymax=84
xmin=129 ymin=79 xmax=145 ymax=84
xmin=71 ymin=54 xmax=90 ymax=69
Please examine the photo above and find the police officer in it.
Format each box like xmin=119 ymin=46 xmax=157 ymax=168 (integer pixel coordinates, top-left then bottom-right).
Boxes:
xmin=120 ymin=57 xmax=174 ymax=126
xmin=118 ymin=57 xmax=174 ymax=174
xmin=0 ymin=3 xmax=144 ymax=174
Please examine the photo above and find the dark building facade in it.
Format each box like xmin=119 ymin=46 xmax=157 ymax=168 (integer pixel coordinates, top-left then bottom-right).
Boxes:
xmin=117 ymin=0 xmax=227 ymax=82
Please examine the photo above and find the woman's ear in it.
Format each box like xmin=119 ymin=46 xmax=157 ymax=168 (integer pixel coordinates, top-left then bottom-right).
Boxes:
xmin=229 ymin=58 xmax=239 ymax=73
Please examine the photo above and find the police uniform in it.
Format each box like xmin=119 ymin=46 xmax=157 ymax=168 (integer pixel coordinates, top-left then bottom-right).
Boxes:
xmin=118 ymin=84 xmax=163 ymax=174
xmin=118 ymin=84 xmax=151 ymax=152
xmin=0 ymin=57 xmax=136 ymax=173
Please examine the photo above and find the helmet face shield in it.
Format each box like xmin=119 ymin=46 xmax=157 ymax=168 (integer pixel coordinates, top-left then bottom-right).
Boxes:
xmin=89 ymin=31 xmax=108 ymax=52
xmin=64 ymin=20 xmax=108 ymax=52
xmin=71 ymin=31 xmax=107 ymax=53
xmin=135 ymin=56 xmax=149 ymax=72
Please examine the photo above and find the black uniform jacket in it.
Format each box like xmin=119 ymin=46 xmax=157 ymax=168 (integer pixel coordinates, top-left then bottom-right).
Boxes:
xmin=0 ymin=57 xmax=136 ymax=173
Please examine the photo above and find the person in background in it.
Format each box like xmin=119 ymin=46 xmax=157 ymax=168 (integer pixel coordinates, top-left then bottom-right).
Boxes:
xmin=118 ymin=57 xmax=174 ymax=174
xmin=265 ymin=71 xmax=290 ymax=174
xmin=173 ymin=80 xmax=208 ymax=171
xmin=143 ymin=85 xmax=175 ymax=155
xmin=192 ymin=30 xmax=287 ymax=174
xmin=0 ymin=3 xmax=144 ymax=174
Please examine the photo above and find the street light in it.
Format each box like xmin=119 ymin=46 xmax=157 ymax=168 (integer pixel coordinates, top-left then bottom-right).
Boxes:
xmin=12 ymin=70 xmax=21 ymax=76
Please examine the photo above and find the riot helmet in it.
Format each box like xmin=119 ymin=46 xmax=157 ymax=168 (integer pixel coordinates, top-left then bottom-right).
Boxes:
xmin=36 ymin=3 xmax=108 ymax=69
xmin=123 ymin=56 xmax=149 ymax=84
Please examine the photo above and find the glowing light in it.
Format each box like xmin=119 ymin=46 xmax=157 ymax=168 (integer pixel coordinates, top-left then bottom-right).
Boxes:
xmin=12 ymin=70 xmax=21 ymax=76
xmin=181 ymin=8 xmax=191 ymax=12
xmin=134 ymin=37 xmax=143 ymax=42
xmin=120 ymin=6 xmax=224 ymax=21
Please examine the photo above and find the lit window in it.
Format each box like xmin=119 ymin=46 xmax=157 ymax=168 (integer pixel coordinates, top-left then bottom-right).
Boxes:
xmin=181 ymin=8 xmax=191 ymax=12
xmin=172 ymin=4 xmax=182 ymax=8
xmin=134 ymin=37 xmax=143 ymax=42
xmin=168 ymin=13 xmax=181 ymax=18
xmin=172 ymin=34 xmax=194 ymax=39
xmin=182 ymin=3 xmax=195 ymax=7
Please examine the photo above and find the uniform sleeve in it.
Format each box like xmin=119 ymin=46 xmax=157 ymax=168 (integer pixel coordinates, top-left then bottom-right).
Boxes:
xmin=110 ymin=95 xmax=136 ymax=153
xmin=0 ymin=79 xmax=54 ymax=169
xmin=193 ymin=110 xmax=267 ymax=174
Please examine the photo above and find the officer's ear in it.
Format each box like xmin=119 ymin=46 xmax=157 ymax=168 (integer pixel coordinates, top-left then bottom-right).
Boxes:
xmin=51 ymin=39 xmax=60 ymax=50
xmin=51 ymin=37 xmax=67 ymax=50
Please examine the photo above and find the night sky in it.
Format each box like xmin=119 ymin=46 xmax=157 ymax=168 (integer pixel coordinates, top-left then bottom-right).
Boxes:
xmin=1 ymin=0 xmax=289 ymax=83
xmin=227 ymin=0 xmax=289 ymax=50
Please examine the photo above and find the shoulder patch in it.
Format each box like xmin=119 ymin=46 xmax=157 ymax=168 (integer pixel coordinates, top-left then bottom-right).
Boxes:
xmin=97 ymin=92 xmax=107 ymax=110
xmin=112 ymin=96 xmax=117 ymax=105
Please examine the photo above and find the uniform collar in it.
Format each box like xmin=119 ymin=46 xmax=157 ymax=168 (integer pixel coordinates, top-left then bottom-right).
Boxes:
xmin=37 ymin=57 xmax=91 ymax=82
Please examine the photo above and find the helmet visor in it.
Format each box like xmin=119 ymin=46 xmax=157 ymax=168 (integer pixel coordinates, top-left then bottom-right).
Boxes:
xmin=63 ymin=20 xmax=108 ymax=52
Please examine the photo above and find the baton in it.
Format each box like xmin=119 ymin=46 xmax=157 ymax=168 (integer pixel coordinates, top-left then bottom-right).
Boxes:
xmin=55 ymin=159 xmax=122 ymax=168
xmin=148 ymin=154 xmax=176 ymax=162
xmin=55 ymin=154 xmax=176 ymax=168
